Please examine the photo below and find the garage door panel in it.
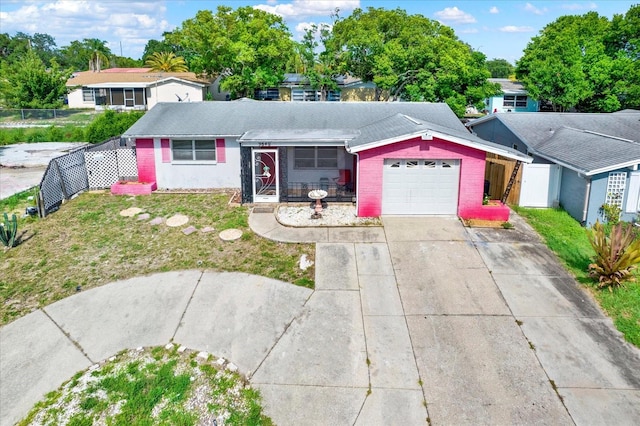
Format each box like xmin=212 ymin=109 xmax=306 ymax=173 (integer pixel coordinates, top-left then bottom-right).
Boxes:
xmin=382 ymin=159 xmax=459 ymax=215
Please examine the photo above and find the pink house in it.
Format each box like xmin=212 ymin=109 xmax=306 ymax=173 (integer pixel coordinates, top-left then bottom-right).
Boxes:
xmin=122 ymin=101 xmax=531 ymax=221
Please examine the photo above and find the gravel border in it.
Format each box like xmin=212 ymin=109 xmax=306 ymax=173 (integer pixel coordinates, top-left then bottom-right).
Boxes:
xmin=276 ymin=204 xmax=381 ymax=227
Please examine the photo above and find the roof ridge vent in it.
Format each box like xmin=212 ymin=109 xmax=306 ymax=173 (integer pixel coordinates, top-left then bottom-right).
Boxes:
xmin=400 ymin=114 xmax=423 ymax=125
xmin=582 ymin=129 xmax=634 ymax=143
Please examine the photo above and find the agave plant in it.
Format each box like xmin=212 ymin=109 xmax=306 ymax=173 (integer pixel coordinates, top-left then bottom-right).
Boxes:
xmin=587 ymin=220 xmax=640 ymax=289
xmin=0 ymin=212 xmax=18 ymax=248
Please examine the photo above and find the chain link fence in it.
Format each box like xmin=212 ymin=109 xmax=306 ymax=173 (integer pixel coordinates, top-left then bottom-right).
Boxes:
xmin=38 ymin=136 xmax=137 ymax=216
xmin=0 ymin=108 xmax=94 ymax=121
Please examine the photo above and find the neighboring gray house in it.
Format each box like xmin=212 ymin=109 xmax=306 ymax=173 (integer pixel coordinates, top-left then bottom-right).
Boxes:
xmin=467 ymin=110 xmax=640 ymax=225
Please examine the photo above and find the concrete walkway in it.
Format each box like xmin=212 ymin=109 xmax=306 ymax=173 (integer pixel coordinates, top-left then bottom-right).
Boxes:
xmin=1 ymin=212 xmax=639 ymax=425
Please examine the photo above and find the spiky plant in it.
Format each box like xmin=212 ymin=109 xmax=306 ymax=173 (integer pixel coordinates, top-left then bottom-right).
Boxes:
xmin=0 ymin=212 xmax=18 ymax=248
xmin=144 ymin=52 xmax=188 ymax=72
xmin=587 ymin=220 xmax=640 ymax=290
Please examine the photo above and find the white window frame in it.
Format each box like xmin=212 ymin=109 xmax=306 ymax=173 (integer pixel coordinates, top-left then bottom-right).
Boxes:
xmin=504 ymin=95 xmax=528 ymax=108
xmin=82 ymin=87 xmax=94 ymax=103
xmin=294 ymin=147 xmax=338 ymax=169
xmin=171 ymin=139 xmax=217 ymax=163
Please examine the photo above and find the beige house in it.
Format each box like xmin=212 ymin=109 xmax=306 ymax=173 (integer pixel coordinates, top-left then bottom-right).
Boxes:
xmin=212 ymin=73 xmax=380 ymax=102
xmin=66 ymin=68 xmax=214 ymax=110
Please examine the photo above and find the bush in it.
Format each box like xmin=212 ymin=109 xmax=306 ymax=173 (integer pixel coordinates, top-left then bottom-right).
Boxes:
xmin=85 ymin=110 xmax=144 ymax=143
xmin=587 ymin=220 xmax=640 ymax=289
xmin=601 ymin=203 xmax=622 ymax=225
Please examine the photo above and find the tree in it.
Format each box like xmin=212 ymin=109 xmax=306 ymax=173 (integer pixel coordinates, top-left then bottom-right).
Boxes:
xmin=86 ymin=38 xmax=110 ymax=72
xmin=166 ymin=6 xmax=295 ymax=98
xmin=144 ymin=51 xmax=188 ymax=72
xmin=59 ymin=38 xmax=112 ymax=71
xmin=486 ymin=59 xmax=514 ymax=78
xmin=0 ymin=49 xmax=71 ymax=108
xmin=516 ymin=7 xmax=640 ymax=112
xmin=299 ymin=24 xmax=339 ymax=101
xmin=329 ymin=7 xmax=499 ymax=116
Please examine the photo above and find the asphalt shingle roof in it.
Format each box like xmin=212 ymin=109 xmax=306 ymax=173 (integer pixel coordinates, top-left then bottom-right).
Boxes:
xmin=536 ymin=127 xmax=640 ymax=174
xmin=123 ymin=100 xmax=464 ymax=138
xmin=123 ymin=100 xmax=530 ymax=161
xmin=469 ymin=111 xmax=640 ymax=174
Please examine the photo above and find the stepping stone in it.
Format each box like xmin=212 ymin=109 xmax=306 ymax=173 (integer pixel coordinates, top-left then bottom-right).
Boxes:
xmin=201 ymin=226 xmax=216 ymax=233
xmin=166 ymin=214 xmax=189 ymax=227
xmin=148 ymin=217 xmax=164 ymax=226
xmin=219 ymin=228 xmax=242 ymax=241
xmin=182 ymin=226 xmax=197 ymax=235
xmin=137 ymin=213 xmax=151 ymax=221
xmin=119 ymin=207 xmax=143 ymax=217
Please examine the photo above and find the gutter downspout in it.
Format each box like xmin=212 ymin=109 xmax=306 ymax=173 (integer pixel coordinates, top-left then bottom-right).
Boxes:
xmin=353 ymin=151 xmax=360 ymax=216
xmin=582 ymin=177 xmax=591 ymax=225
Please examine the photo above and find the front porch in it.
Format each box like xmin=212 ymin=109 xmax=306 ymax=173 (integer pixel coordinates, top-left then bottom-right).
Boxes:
xmin=240 ymin=145 xmax=356 ymax=204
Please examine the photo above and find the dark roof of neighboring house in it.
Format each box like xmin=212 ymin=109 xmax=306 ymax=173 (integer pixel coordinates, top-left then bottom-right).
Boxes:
xmin=468 ymin=111 xmax=640 ymax=175
xmin=280 ymin=73 xmax=364 ymax=87
xmin=124 ymin=100 xmax=530 ymax=161
xmin=535 ymin=127 xmax=640 ymax=175
xmin=488 ymin=78 xmax=528 ymax=95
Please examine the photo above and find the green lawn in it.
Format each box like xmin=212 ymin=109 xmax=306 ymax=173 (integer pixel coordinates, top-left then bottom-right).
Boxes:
xmin=513 ymin=206 xmax=640 ymax=346
xmin=0 ymin=190 xmax=314 ymax=325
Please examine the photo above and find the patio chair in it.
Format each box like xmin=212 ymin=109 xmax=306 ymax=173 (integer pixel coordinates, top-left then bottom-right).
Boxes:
xmin=333 ymin=169 xmax=352 ymax=192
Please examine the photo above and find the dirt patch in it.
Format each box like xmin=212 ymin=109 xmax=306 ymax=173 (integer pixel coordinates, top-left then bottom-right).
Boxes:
xmin=463 ymin=218 xmax=510 ymax=228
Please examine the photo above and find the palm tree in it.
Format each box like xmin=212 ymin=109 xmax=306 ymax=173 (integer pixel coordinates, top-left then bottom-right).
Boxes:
xmin=85 ymin=38 xmax=110 ymax=72
xmin=145 ymin=52 xmax=188 ymax=72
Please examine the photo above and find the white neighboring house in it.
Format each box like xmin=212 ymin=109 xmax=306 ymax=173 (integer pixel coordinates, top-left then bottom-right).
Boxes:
xmin=66 ymin=68 xmax=214 ymax=110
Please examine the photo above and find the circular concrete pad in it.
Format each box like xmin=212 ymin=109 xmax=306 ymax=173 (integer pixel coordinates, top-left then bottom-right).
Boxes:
xmin=219 ymin=229 xmax=243 ymax=241
xmin=119 ymin=207 xmax=143 ymax=217
xmin=166 ymin=214 xmax=189 ymax=227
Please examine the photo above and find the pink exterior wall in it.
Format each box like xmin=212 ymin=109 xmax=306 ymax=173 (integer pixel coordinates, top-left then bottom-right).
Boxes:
xmin=216 ymin=139 xmax=226 ymax=163
xmin=136 ymin=138 xmax=157 ymax=183
xmin=356 ymin=136 xmax=488 ymax=219
xmin=161 ymin=139 xmax=171 ymax=163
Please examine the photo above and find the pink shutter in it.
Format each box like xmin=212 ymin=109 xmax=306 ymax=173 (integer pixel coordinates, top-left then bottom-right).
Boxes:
xmin=161 ymin=139 xmax=170 ymax=163
xmin=216 ymin=138 xmax=226 ymax=163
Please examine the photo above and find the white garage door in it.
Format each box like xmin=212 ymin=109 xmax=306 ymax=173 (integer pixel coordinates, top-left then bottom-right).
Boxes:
xmin=382 ymin=159 xmax=460 ymax=215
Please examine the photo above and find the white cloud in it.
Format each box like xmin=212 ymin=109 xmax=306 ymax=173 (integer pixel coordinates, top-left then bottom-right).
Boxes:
xmin=1 ymin=1 xmax=172 ymax=59
xmin=499 ymin=25 xmax=535 ymax=33
xmin=524 ymin=3 xmax=548 ymax=15
xmin=460 ymin=28 xmax=479 ymax=34
xmin=562 ymin=2 xmax=598 ymax=11
xmin=489 ymin=6 xmax=499 ymax=14
xmin=254 ymin=0 xmax=359 ymax=19
xmin=434 ymin=6 xmax=476 ymax=24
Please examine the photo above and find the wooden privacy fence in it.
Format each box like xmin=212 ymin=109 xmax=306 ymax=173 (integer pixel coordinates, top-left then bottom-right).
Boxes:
xmin=485 ymin=153 xmax=523 ymax=205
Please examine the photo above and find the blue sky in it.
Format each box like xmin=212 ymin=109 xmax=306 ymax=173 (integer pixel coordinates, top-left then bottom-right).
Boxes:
xmin=0 ymin=1 xmax=635 ymax=63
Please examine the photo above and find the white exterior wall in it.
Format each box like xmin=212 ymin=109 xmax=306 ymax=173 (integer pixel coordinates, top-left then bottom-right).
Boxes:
xmin=153 ymin=138 xmax=242 ymax=189
xmin=67 ymin=88 xmax=93 ymax=109
xmin=146 ymin=81 xmax=204 ymax=109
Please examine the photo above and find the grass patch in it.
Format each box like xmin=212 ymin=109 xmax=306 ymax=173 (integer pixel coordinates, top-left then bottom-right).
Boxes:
xmin=513 ymin=206 xmax=640 ymax=347
xmin=18 ymin=346 xmax=273 ymax=425
xmin=0 ymin=191 xmax=315 ymax=325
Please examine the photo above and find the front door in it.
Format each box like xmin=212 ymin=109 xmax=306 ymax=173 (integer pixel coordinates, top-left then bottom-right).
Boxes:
xmin=252 ymin=149 xmax=279 ymax=202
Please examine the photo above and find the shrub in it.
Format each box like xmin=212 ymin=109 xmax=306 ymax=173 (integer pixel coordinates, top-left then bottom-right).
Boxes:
xmin=587 ymin=220 xmax=640 ymax=289
xmin=85 ymin=110 xmax=144 ymax=143
xmin=601 ymin=203 xmax=622 ymax=225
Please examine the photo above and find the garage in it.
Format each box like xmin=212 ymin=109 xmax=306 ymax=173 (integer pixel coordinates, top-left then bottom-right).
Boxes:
xmin=381 ymin=159 xmax=460 ymax=215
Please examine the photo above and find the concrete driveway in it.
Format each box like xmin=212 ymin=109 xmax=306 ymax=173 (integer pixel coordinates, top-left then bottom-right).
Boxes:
xmin=1 ymin=214 xmax=639 ymax=425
